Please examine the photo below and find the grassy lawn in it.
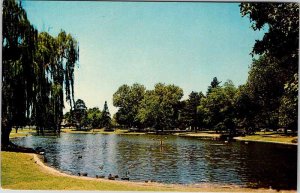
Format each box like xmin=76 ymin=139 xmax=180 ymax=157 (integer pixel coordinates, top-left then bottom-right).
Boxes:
xmin=234 ymin=133 xmax=297 ymax=144
xmin=175 ymin=131 xmax=297 ymax=145
xmin=1 ymin=151 xmax=173 ymax=191
xmin=174 ymin=132 xmax=221 ymax=138
xmin=9 ymin=128 xmax=33 ymax=139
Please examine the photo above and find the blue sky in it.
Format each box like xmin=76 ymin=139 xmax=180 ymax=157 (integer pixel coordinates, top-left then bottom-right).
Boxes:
xmin=22 ymin=1 xmax=265 ymax=115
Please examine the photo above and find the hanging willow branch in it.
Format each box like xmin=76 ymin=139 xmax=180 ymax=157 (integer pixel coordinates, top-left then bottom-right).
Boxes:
xmin=2 ymin=0 xmax=80 ymax=145
xmin=33 ymin=31 xmax=79 ymax=133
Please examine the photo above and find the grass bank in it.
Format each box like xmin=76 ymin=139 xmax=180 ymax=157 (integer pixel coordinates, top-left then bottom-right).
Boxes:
xmin=9 ymin=128 xmax=33 ymax=139
xmin=2 ymin=151 xmax=295 ymax=192
xmin=1 ymin=152 xmax=172 ymax=191
xmin=234 ymin=132 xmax=297 ymax=145
xmin=174 ymin=131 xmax=297 ymax=145
xmin=174 ymin=131 xmax=221 ymax=139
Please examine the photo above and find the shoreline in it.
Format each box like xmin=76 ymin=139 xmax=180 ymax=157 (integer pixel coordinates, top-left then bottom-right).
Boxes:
xmin=10 ymin=130 xmax=298 ymax=146
xmin=173 ymin=132 xmax=297 ymax=146
xmin=61 ymin=128 xmax=298 ymax=146
xmin=233 ymin=137 xmax=298 ymax=145
xmin=6 ymin=151 xmax=292 ymax=192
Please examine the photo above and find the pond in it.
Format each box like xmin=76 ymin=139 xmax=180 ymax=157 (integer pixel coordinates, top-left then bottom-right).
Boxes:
xmin=12 ymin=133 xmax=297 ymax=189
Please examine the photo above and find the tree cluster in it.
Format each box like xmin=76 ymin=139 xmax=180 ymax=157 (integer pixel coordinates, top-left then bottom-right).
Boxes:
xmin=64 ymin=99 xmax=111 ymax=130
xmin=239 ymin=3 xmax=298 ymax=134
xmin=2 ymin=0 xmax=79 ymax=146
xmin=111 ymin=79 xmax=239 ymax=134
xmin=113 ymin=83 xmax=185 ymax=132
xmin=112 ymin=3 xmax=298 ymax=134
xmin=2 ymin=1 xmax=297 ymax=147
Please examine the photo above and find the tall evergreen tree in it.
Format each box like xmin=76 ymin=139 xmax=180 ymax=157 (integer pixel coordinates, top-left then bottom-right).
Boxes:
xmin=198 ymin=81 xmax=237 ymax=133
xmin=101 ymin=101 xmax=111 ymax=128
xmin=207 ymin=77 xmax=221 ymax=95
xmin=73 ymin=99 xmax=87 ymax=129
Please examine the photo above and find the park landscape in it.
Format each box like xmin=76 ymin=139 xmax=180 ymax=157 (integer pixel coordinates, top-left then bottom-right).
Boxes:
xmin=1 ymin=1 xmax=299 ymax=192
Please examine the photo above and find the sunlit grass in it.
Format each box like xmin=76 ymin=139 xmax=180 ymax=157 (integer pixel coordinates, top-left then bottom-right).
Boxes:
xmin=177 ymin=131 xmax=297 ymax=144
xmin=175 ymin=132 xmax=221 ymax=138
xmin=9 ymin=128 xmax=33 ymax=139
xmin=235 ymin=133 xmax=297 ymax=144
xmin=1 ymin=152 xmax=169 ymax=191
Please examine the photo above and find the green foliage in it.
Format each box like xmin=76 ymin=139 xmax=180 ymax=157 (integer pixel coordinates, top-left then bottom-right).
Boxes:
xmin=179 ymin=91 xmax=203 ymax=131
xmin=234 ymin=85 xmax=258 ymax=133
xmin=86 ymin=107 xmax=102 ymax=129
xmin=2 ymin=0 xmax=79 ymax=145
xmin=72 ymin=99 xmax=87 ymax=129
xmin=63 ymin=112 xmax=72 ymax=126
xmin=246 ymin=56 xmax=285 ymax=129
xmin=240 ymin=3 xmax=299 ymax=74
xmin=101 ymin=101 xmax=111 ymax=128
xmin=137 ymin=83 xmax=183 ymax=131
xmin=2 ymin=0 xmax=38 ymax=144
xmin=113 ymin=83 xmax=145 ymax=128
xmin=279 ymin=74 xmax=298 ymax=132
xmin=240 ymin=3 xmax=298 ymax=133
xmin=64 ymin=101 xmax=111 ymax=130
xmin=207 ymin=77 xmax=221 ymax=95
xmin=30 ymin=30 xmax=79 ymax=133
xmin=198 ymin=80 xmax=237 ymax=133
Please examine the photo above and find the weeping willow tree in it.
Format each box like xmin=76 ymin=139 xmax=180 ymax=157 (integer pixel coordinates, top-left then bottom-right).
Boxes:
xmin=2 ymin=0 xmax=79 ymax=147
xmin=2 ymin=0 xmax=38 ymax=146
xmin=33 ymin=31 xmax=79 ymax=134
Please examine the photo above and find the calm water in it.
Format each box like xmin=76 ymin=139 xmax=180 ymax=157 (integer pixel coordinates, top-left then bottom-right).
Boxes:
xmin=12 ymin=133 xmax=297 ymax=189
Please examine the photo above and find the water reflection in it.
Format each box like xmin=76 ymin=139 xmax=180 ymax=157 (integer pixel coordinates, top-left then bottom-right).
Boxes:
xmin=12 ymin=133 xmax=297 ymax=189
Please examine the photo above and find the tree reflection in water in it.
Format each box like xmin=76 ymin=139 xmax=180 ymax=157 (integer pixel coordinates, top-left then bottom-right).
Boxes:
xmin=12 ymin=133 xmax=297 ymax=189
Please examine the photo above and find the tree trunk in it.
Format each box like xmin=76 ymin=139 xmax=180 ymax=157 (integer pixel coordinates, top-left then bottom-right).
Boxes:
xmin=41 ymin=127 xmax=44 ymax=135
xmin=57 ymin=124 xmax=61 ymax=133
xmin=1 ymin=125 xmax=12 ymax=147
xmin=284 ymin=128 xmax=288 ymax=135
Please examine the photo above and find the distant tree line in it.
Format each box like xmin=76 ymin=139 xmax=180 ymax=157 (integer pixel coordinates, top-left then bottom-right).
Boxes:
xmin=112 ymin=3 xmax=298 ymax=135
xmin=64 ymin=99 xmax=111 ymax=130
xmin=1 ymin=1 xmax=298 ymax=148
xmin=2 ymin=0 xmax=79 ymax=147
